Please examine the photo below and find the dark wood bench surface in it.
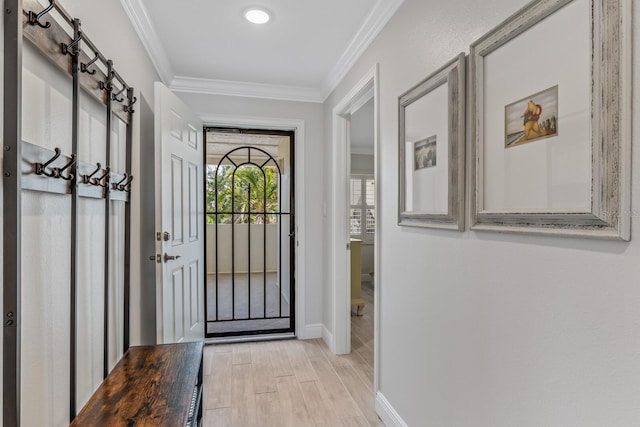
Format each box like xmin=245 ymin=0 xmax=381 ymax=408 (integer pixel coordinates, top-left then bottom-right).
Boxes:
xmin=71 ymin=341 xmax=203 ymax=427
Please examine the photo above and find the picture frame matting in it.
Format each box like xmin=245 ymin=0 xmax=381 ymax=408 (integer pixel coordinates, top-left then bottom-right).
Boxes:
xmin=398 ymin=52 xmax=466 ymax=230
xmin=469 ymin=0 xmax=631 ymax=240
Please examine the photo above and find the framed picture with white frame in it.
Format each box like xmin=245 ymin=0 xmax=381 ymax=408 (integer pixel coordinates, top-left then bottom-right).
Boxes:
xmin=469 ymin=0 xmax=632 ymax=240
xmin=398 ymin=52 xmax=466 ymax=230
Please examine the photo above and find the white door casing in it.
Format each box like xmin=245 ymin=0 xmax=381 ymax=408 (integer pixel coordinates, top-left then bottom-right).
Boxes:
xmin=200 ymin=114 xmax=308 ymax=339
xmin=331 ymin=68 xmax=376 ymax=355
xmin=331 ymin=64 xmax=380 ymax=396
xmin=154 ymin=82 xmax=204 ymax=343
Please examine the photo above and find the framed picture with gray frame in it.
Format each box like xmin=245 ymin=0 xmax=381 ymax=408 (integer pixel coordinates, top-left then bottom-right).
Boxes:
xmin=469 ymin=0 xmax=631 ymax=240
xmin=398 ymin=52 xmax=466 ymax=230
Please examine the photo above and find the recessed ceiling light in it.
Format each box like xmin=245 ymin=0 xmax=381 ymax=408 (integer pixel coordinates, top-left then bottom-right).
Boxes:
xmin=244 ymin=8 xmax=271 ymax=24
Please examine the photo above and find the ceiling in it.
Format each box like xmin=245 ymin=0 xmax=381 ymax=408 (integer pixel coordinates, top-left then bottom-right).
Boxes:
xmin=120 ymin=0 xmax=404 ymax=102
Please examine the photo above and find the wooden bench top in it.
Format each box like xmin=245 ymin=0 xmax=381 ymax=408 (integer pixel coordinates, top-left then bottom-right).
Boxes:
xmin=71 ymin=341 xmax=204 ymax=427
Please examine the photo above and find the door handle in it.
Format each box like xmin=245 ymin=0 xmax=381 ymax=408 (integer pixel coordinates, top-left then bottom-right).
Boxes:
xmin=164 ymin=253 xmax=181 ymax=262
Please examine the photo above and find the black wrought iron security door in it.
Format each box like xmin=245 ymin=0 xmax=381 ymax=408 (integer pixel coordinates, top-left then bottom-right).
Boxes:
xmin=205 ymin=129 xmax=295 ymax=337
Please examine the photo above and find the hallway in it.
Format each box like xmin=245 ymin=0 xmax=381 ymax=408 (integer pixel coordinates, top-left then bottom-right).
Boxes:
xmin=203 ymin=283 xmax=381 ymax=426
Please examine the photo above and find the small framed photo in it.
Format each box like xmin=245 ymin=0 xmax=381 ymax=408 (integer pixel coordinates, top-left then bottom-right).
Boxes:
xmin=505 ymin=85 xmax=558 ymax=148
xmin=398 ymin=53 xmax=465 ymax=231
xmin=469 ymin=0 xmax=631 ymax=240
xmin=414 ymin=135 xmax=437 ymax=170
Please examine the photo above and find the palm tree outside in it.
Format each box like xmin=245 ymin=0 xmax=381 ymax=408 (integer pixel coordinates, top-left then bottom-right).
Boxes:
xmin=206 ymin=164 xmax=280 ymax=224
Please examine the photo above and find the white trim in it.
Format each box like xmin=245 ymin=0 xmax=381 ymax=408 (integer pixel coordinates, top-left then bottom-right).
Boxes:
xmin=372 ymin=72 xmax=381 ymax=394
xmin=375 ymin=392 xmax=409 ymax=427
xmin=298 ymin=323 xmax=323 ymax=340
xmin=206 ymin=333 xmax=295 ymax=345
xmin=119 ymin=0 xmax=173 ymax=83
xmin=199 ymin=114 xmax=301 ymax=131
xmin=199 ymin=114 xmax=307 ymax=342
xmin=322 ymin=325 xmax=334 ymax=351
xmin=171 ymin=76 xmax=323 ymax=103
xmin=319 ymin=0 xmax=404 ymax=100
xmin=331 ymin=65 xmax=379 ymax=357
xmin=347 ymin=86 xmax=374 ymax=115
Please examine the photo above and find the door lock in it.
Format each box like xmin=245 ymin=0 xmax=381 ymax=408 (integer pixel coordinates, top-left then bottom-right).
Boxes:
xmin=163 ymin=231 xmax=170 ymax=241
xmin=149 ymin=254 xmax=162 ymax=264
xmin=164 ymin=253 xmax=181 ymax=262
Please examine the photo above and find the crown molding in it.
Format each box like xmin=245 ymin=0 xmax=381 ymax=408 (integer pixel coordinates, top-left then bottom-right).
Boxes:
xmin=170 ymin=76 xmax=324 ymax=103
xmin=119 ymin=0 xmax=173 ymax=83
xmin=319 ymin=0 xmax=405 ymax=101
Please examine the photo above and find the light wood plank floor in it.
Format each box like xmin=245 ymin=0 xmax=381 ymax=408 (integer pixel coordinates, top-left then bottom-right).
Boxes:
xmin=203 ymin=282 xmax=381 ymax=427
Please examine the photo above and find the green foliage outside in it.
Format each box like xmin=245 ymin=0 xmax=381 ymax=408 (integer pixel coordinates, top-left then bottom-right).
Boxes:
xmin=206 ymin=164 xmax=279 ymax=224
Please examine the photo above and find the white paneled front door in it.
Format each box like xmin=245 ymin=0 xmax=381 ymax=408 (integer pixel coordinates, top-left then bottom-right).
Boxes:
xmin=154 ymin=82 xmax=204 ymax=343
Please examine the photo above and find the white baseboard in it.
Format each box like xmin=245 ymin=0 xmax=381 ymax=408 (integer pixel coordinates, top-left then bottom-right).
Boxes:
xmin=375 ymin=392 xmax=408 ymax=427
xmin=322 ymin=325 xmax=334 ymax=351
xmin=298 ymin=323 xmax=323 ymax=340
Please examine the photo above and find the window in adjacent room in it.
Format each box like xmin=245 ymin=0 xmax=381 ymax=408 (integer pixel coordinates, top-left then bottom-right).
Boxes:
xmin=349 ymin=174 xmax=375 ymax=242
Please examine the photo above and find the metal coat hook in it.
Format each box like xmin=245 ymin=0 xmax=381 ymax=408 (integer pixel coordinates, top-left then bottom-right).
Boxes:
xmin=82 ymin=162 xmax=101 ymax=184
xmin=112 ymin=173 xmax=129 ymax=191
xmin=124 ymin=96 xmax=137 ymax=114
xmin=55 ymin=154 xmax=76 ymax=181
xmin=99 ymin=73 xmax=114 ymax=91
xmin=34 ymin=147 xmax=61 ymax=177
xmin=94 ymin=167 xmax=110 ymax=188
xmin=112 ymin=86 xmax=126 ymax=103
xmin=61 ymin=30 xmax=83 ymax=56
xmin=28 ymin=0 xmax=55 ymax=29
xmin=81 ymin=52 xmax=99 ymax=75
xmin=122 ymin=175 xmax=134 ymax=192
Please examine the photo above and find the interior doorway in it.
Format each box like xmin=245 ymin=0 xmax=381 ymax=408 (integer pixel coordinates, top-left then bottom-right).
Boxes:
xmin=330 ymin=65 xmax=379 ymax=400
xmin=204 ymin=127 xmax=295 ymax=338
xmin=349 ymin=98 xmax=376 ymax=372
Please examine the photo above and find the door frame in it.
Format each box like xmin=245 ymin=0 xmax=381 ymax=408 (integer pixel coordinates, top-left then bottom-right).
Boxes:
xmin=330 ymin=64 xmax=380 ymax=389
xmin=203 ymin=126 xmax=296 ymax=338
xmin=199 ymin=114 xmax=307 ymax=340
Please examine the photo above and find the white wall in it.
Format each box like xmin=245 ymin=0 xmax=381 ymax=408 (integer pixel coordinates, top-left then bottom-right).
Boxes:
xmin=351 ymin=154 xmax=374 ymax=174
xmin=0 ymin=0 xmax=160 ymax=425
xmin=57 ymin=0 xmax=161 ymax=350
xmin=324 ymin=0 xmax=640 ymax=425
xmin=350 ymin=98 xmax=375 ymax=155
xmin=178 ymin=92 xmax=325 ymax=335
